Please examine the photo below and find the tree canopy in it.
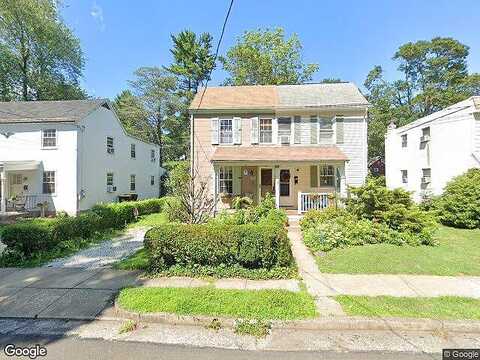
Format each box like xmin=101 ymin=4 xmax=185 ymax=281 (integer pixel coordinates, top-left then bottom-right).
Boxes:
xmin=365 ymin=37 xmax=480 ymax=158
xmin=0 ymin=0 xmax=86 ymax=101
xmin=219 ymin=27 xmax=318 ymax=85
xmin=165 ymin=30 xmax=215 ymax=96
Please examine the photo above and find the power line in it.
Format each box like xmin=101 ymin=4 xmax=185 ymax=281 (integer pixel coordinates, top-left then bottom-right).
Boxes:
xmin=192 ymin=0 xmax=234 ymax=176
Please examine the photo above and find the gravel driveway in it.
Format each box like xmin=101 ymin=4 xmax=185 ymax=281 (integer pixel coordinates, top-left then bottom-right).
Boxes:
xmin=44 ymin=227 xmax=149 ymax=269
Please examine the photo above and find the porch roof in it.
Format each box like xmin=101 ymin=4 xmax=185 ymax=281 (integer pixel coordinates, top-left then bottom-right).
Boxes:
xmin=0 ymin=160 xmax=41 ymax=171
xmin=211 ymin=146 xmax=348 ymax=162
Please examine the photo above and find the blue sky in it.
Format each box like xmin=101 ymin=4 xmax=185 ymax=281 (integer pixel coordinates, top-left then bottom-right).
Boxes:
xmin=62 ymin=0 xmax=480 ymax=99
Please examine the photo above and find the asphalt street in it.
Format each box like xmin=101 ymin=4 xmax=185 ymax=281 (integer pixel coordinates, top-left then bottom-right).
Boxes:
xmin=0 ymin=335 xmax=437 ymax=360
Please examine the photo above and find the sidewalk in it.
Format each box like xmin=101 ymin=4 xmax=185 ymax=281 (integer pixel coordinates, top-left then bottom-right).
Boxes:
xmin=287 ymin=219 xmax=480 ymax=315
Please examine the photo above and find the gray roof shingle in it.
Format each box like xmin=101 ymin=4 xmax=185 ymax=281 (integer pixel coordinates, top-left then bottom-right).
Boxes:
xmin=276 ymin=83 xmax=369 ymax=108
xmin=0 ymin=99 xmax=109 ymax=124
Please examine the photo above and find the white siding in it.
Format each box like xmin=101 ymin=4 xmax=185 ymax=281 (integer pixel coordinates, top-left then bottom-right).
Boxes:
xmin=386 ymin=106 xmax=478 ymax=202
xmin=337 ymin=117 xmax=368 ymax=187
xmin=77 ymin=107 xmax=162 ymax=210
xmin=475 ymin=114 xmax=480 ymax=155
xmin=0 ymin=123 xmax=78 ymax=215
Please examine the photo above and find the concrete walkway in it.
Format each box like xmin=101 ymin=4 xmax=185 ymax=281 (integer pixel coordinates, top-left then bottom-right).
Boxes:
xmin=44 ymin=227 xmax=149 ymax=269
xmin=287 ymin=219 xmax=480 ymax=316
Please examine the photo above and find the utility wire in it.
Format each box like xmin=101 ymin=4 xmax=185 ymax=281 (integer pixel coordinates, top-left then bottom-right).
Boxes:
xmin=192 ymin=0 xmax=234 ymax=176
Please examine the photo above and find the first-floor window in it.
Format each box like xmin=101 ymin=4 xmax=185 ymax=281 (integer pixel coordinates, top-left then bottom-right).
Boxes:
xmin=106 ymin=173 xmax=114 ymax=186
xmin=43 ymin=171 xmax=56 ymax=194
xmin=319 ymin=165 xmax=334 ymax=186
xmin=219 ymin=166 xmax=233 ymax=194
xmin=401 ymin=170 xmax=408 ymax=184
xmin=130 ymin=175 xmax=136 ymax=191
xmin=150 ymin=175 xmax=155 ymax=186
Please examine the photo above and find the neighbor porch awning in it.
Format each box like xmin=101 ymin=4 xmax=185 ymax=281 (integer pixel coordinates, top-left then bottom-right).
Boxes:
xmin=0 ymin=160 xmax=41 ymax=171
xmin=211 ymin=146 xmax=348 ymax=162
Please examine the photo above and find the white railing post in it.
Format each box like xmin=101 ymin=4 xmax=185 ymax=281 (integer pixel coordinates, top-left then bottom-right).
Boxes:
xmin=297 ymin=191 xmax=302 ymax=214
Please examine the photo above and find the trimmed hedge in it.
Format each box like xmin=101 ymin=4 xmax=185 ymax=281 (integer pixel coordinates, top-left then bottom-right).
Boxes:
xmin=144 ymin=223 xmax=293 ymax=271
xmin=1 ymin=198 xmax=167 ymax=257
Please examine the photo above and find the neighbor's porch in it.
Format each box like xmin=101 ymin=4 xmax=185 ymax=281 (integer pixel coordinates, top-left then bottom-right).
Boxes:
xmin=212 ymin=162 xmax=347 ymax=214
xmin=0 ymin=161 xmax=52 ymax=217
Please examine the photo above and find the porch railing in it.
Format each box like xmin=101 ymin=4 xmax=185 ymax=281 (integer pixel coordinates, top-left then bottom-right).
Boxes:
xmin=298 ymin=192 xmax=330 ymax=214
xmin=1 ymin=194 xmax=51 ymax=213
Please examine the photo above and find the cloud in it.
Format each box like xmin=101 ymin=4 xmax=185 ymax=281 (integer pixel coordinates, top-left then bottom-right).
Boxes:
xmin=90 ymin=1 xmax=105 ymax=31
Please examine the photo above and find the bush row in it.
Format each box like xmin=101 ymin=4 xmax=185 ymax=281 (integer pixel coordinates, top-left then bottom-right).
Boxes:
xmin=2 ymin=198 xmax=167 ymax=257
xmin=144 ymin=223 xmax=293 ymax=271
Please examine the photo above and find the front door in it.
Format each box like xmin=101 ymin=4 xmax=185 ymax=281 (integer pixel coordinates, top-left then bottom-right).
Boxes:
xmin=260 ymin=168 xmax=273 ymax=199
xmin=241 ymin=166 xmax=257 ymax=201
xmin=279 ymin=169 xmax=293 ymax=207
xmin=9 ymin=173 xmax=24 ymax=198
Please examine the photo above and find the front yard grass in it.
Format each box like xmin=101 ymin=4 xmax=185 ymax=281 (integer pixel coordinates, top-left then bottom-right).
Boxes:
xmin=315 ymin=226 xmax=480 ymax=275
xmin=336 ymin=295 xmax=480 ymax=320
xmin=128 ymin=212 xmax=168 ymax=228
xmin=117 ymin=287 xmax=317 ymax=320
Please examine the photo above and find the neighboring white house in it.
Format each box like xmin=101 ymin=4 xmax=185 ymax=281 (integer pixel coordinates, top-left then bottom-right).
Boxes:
xmin=189 ymin=83 xmax=370 ymax=214
xmin=0 ymin=99 xmax=163 ymax=216
xmin=385 ymin=96 xmax=480 ymax=202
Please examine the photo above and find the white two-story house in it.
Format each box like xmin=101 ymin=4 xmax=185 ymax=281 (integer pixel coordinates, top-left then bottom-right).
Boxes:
xmin=0 ymin=99 xmax=163 ymax=216
xmin=189 ymin=83 xmax=369 ymax=213
xmin=385 ymin=97 xmax=480 ymax=202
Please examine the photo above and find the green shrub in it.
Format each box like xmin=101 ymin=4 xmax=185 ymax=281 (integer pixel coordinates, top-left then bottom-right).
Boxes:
xmin=144 ymin=223 xmax=293 ymax=272
xmin=1 ymin=197 xmax=167 ymax=258
xmin=299 ymin=207 xmax=351 ymax=232
xmin=346 ymin=176 xmax=413 ymax=220
xmin=436 ymin=169 xmax=480 ymax=229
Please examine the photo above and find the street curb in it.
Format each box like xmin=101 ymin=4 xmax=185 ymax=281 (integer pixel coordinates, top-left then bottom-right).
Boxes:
xmin=113 ymin=299 xmax=480 ymax=333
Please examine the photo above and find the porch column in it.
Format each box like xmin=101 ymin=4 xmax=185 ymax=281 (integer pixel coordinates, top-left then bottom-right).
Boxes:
xmin=0 ymin=166 xmax=5 ymax=214
xmin=339 ymin=164 xmax=347 ymax=198
xmin=274 ymin=165 xmax=280 ymax=208
xmin=213 ymin=164 xmax=219 ymax=215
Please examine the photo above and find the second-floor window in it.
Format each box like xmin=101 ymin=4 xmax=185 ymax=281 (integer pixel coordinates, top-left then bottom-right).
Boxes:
xmin=401 ymin=170 xmax=408 ymax=184
xmin=42 ymin=129 xmax=57 ymax=148
xmin=219 ymin=166 xmax=233 ymax=194
xmin=319 ymin=118 xmax=333 ymax=144
xmin=42 ymin=171 xmax=56 ymax=194
xmin=401 ymin=134 xmax=408 ymax=148
xmin=150 ymin=149 xmax=156 ymax=162
xmin=220 ymin=119 xmax=233 ymax=144
xmin=278 ymin=117 xmax=291 ymax=144
xmin=130 ymin=175 xmax=136 ymax=191
xmin=259 ymin=118 xmax=272 ymax=143
xmin=131 ymin=144 xmax=136 ymax=158
xmin=150 ymin=175 xmax=155 ymax=186
xmin=107 ymin=137 xmax=114 ymax=154
xmin=421 ymin=127 xmax=431 ymax=142
xmin=106 ymin=173 xmax=114 ymax=186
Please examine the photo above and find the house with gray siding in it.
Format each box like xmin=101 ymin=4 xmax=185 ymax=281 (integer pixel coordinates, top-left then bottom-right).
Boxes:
xmin=189 ymin=83 xmax=369 ymax=214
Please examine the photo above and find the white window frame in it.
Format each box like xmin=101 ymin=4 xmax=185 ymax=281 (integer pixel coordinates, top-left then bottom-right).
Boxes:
xmin=42 ymin=171 xmax=56 ymax=194
xmin=130 ymin=144 xmax=136 ymax=159
xmin=318 ymin=118 xmax=334 ymax=144
xmin=106 ymin=172 xmax=114 ymax=186
xmin=150 ymin=175 xmax=155 ymax=186
xmin=219 ymin=118 xmax=233 ymax=144
xmin=219 ymin=166 xmax=233 ymax=195
xmin=401 ymin=134 xmax=408 ymax=148
xmin=277 ymin=117 xmax=292 ymax=144
xmin=150 ymin=149 xmax=156 ymax=162
xmin=401 ymin=170 xmax=408 ymax=184
xmin=259 ymin=118 xmax=273 ymax=144
xmin=319 ymin=165 xmax=334 ymax=187
xmin=42 ymin=129 xmax=57 ymax=149
xmin=130 ymin=174 xmax=136 ymax=191
xmin=107 ymin=137 xmax=115 ymax=154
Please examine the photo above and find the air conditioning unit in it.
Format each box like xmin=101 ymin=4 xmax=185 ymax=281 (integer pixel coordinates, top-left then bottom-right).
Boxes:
xmin=107 ymin=147 xmax=115 ymax=154
xmin=421 ymin=176 xmax=431 ymax=184
xmin=106 ymin=185 xmax=115 ymax=193
xmin=420 ymin=135 xmax=430 ymax=142
xmin=280 ymin=135 xmax=290 ymax=145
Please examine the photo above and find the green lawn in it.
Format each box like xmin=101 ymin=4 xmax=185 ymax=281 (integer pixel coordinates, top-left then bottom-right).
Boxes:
xmin=117 ymin=287 xmax=317 ymax=320
xmin=113 ymin=248 xmax=149 ymax=270
xmin=128 ymin=212 xmax=168 ymax=228
xmin=336 ymin=295 xmax=480 ymax=320
xmin=315 ymin=226 xmax=480 ymax=275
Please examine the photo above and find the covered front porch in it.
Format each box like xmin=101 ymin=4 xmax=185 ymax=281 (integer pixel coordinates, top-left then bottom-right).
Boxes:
xmin=212 ymin=162 xmax=347 ymax=214
xmin=0 ymin=160 xmax=51 ymax=217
